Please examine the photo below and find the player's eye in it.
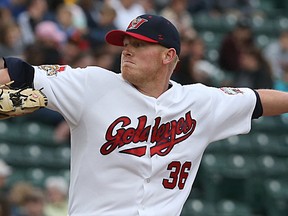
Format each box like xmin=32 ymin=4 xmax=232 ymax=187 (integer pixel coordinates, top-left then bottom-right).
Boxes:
xmin=133 ymin=42 xmax=142 ymax=47
xmin=131 ymin=41 xmax=146 ymax=48
xmin=123 ymin=39 xmax=146 ymax=48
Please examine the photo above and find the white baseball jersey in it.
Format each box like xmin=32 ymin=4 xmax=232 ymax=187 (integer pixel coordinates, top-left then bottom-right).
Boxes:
xmin=33 ymin=65 xmax=257 ymax=216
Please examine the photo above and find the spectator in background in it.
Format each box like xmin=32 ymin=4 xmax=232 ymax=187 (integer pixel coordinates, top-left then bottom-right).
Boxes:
xmin=0 ymin=159 xmax=11 ymax=192
xmin=55 ymin=4 xmax=77 ymax=39
xmin=187 ymin=0 xmax=208 ymax=14
xmin=173 ymin=36 xmax=225 ymax=86
xmin=203 ymin=0 xmax=257 ymax=17
xmin=0 ymin=0 xmax=27 ymax=19
xmin=0 ymin=8 xmax=24 ymax=58
xmin=264 ymin=30 xmax=288 ymax=80
xmin=0 ymin=196 xmax=11 ymax=216
xmin=93 ymin=46 xmax=117 ymax=71
xmin=46 ymin=0 xmax=64 ymax=15
xmin=0 ymin=21 xmax=24 ymax=58
xmin=17 ymin=0 xmax=49 ymax=46
xmin=139 ymin=0 xmax=157 ymax=14
xmin=234 ymin=47 xmax=273 ymax=89
xmin=78 ymin=0 xmax=102 ymax=30
xmin=60 ymin=34 xmax=90 ymax=66
xmin=0 ymin=156 xmax=11 ymax=216
xmin=160 ymin=0 xmax=196 ymax=40
xmin=85 ymin=2 xmax=117 ymax=47
xmin=63 ymin=1 xmax=87 ymax=35
xmin=274 ymin=64 xmax=288 ymax=92
xmin=8 ymin=182 xmax=34 ymax=216
xmin=70 ymin=52 xmax=96 ymax=68
xmin=218 ymin=18 xmax=254 ymax=74
xmin=22 ymin=20 xmax=67 ymax=142
xmin=44 ymin=176 xmax=68 ymax=216
xmin=32 ymin=20 xmax=66 ymax=64
xmin=0 ymin=7 xmax=15 ymax=28
xmin=107 ymin=0 xmax=145 ymax=30
xmin=20 ymin=188 xmax=46 ymax=216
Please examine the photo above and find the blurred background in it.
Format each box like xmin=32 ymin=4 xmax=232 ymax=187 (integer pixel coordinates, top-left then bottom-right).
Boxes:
xmin=0 ymin=0 xmax=288 ymax=215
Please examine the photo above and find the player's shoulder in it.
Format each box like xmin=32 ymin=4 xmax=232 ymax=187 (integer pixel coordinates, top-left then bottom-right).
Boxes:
xmin=81 ymin=66 xmax=126 ymax=88
xmin=78 ymin=66 xmax=115 ymax=75
xmin=172 ymin=81 xmax=214 ymax=93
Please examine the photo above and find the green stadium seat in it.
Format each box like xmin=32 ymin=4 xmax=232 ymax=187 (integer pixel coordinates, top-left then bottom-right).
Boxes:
xmin=252 ymin=116 xmax=286 ymax=133
xmin=246 ymin=155 xmax=288 ymax=213
xmin=208 ymin=135 xmax=252 ymax=154
xmin=206 ymin=49 xmax=219 ymax=63
xmin=0 ymin=143 xmax=25 ymax=165
xmin=198 ymin=153 xmax=254 ymax=203
xmin=0 ymin=121 xmax=23 ymax=143
xmin=276 ymin=135 xmax=288 ymax=156
xmin=181 ymin=199 xmax=216 ymax=216
xmin=216 ymin=199 xmax=253 ymax=216
xmin=256 ymin=34 xmax=273 ymax=48
xmin=199 ymin=31 xmax=223 ymax=50
xmin=24 ymin=167 xmax=60 ymax=187
xmin=181 ymin=199 xmax=253 ymax=216
xmin=264 ymin=179 xmax=288 ymax=216
xmin=250 ymin=132 xmax=279 ymax=155
xmin=0 ymin=142 xmax=11 ymax=160
xmin=252 ymin=16 xmax=278 ymax=36
xmin=6 ymin=167 xmax=26 ymax=188
xmin=20 ymin=121 xmax=56 ymax=144
xmin=50 ymin=145 xmax=71 ymax=169
xmin=255 ymin=155 xmax=287 ymax=178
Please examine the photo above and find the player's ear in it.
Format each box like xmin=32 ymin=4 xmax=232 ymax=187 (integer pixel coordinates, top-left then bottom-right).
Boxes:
xmin=162 ymin=48 xmax=177 ymax=65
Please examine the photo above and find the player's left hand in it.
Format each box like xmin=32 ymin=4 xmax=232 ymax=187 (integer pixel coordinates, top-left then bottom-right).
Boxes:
xmin=0 ymin=81 xmax=48 ymax=120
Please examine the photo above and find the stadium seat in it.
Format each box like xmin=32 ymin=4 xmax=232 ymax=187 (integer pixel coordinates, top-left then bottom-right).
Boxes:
xmin=217 ymin=135 xmax=252 ymax=154
xmin=181 ymin=199 xmax=253 ymax=216
xmin=216 ymin=199 xmax=253 ymax=216
xmin=247 ymin=155 xmax=288 ymax=213
xmin=181 ymin=199 xmax=216 ymax=216
xmin=250 ymin=132 xmax=279 ymax=155
xmin=275 ymin=134 xmax=288 ymax=157
xmin=24 ymin=167 xmax=59 ymax=187
xmin=6 ymin=167 xmax=26 ymax=188
xmin=20 ymin=121 xmax=56 ymax=144
xmin=198 ymin=153 xmax=254 ymax=203
xmin=50 ymin=145 xmax=71 ymax=168
xmin=264 ymin=179 xmax=288 ymax=216
xmin=252 ymin=16 xmax=278 ymax=36
xmin=0 ymin=120 xmax=23 ymax=143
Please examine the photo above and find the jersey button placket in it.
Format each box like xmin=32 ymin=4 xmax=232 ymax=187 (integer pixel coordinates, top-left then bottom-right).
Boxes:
xmin=154 ymin=100 xmax=161 ymax=115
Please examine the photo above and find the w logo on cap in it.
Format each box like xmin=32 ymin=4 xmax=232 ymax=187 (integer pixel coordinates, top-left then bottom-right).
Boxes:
xmin=127 ymin=17 xmax=148 ymax=30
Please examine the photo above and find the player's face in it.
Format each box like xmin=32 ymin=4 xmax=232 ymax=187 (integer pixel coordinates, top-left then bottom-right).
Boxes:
xmin=121 ymin=37 xmax=166 ymax=88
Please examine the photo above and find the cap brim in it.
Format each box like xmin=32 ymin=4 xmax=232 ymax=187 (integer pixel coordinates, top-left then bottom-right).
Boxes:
xmin=105 ymin=30 xmax=158 ymax=46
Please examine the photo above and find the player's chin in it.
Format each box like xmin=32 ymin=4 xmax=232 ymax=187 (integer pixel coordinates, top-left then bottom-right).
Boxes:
xmin=121 ymin=70 xmax=133 ymax=82
xmin=121 ymin=65 xmax=134 ymax=77
xmin=121 ymin=70 xmax=141 ymax=86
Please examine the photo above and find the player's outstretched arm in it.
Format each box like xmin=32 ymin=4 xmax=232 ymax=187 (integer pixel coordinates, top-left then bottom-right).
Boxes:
xmin=0 ymin=57 xmax=11 ymax=85
xmin=0 ymin=58 xmax=47 ymax=120
xmin=257 ymin=89 xmax=288 ymax=116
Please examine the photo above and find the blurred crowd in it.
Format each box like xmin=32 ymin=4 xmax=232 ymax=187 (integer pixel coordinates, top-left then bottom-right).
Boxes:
xmin=1 ymin=0 xmax=288 ymax=215
xmin=1 ymin=159 xmax=68 ymax=216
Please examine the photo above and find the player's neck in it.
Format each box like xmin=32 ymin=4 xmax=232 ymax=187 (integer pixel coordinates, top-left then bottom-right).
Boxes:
xmin=134 ymin=82 xmax=171 ymax=98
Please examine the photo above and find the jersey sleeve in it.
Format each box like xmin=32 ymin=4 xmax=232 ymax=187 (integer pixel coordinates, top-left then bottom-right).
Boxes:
xmin=33 ymin=65 xmax=106 ymax=126
xmin=206 ymin=86 xmax=257 ymax=143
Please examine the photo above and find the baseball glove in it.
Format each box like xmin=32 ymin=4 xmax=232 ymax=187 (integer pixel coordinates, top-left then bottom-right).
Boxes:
xmin=0 ymin=81 xmax=48 ymax=120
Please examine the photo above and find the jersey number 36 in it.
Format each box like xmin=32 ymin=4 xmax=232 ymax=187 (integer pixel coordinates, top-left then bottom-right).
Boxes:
xmin=162 ymin=161 xmax=192 ymax=190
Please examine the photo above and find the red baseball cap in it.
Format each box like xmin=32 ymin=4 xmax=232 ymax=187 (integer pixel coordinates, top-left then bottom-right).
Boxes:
xmin=105 ymin=14 xmax=181 ymax=56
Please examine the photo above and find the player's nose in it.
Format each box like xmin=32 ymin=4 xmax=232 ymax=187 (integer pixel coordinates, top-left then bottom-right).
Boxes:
xmin=122 ymin=47 xmax=133 ymax=57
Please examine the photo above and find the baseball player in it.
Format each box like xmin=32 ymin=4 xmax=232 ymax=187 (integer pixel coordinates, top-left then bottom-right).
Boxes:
xmin=0 ymin=14 xmax=288 ymax=216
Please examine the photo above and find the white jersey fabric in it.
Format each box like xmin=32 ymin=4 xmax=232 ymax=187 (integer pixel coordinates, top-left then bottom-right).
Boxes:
xmin=33 ymin=65 xmax=257 ymax=216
